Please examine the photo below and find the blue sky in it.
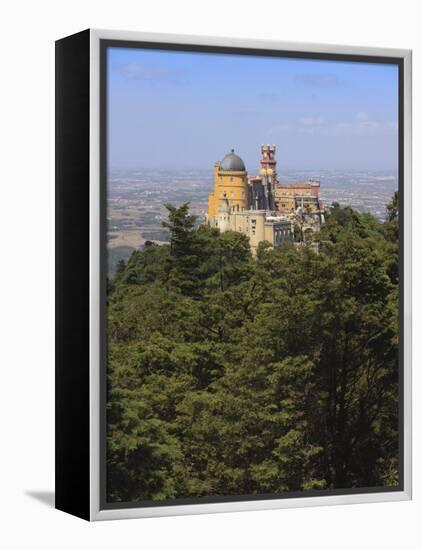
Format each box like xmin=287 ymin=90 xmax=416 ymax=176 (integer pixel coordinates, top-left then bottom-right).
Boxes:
xmin=107 ymin=47 xmax=399 ymax=172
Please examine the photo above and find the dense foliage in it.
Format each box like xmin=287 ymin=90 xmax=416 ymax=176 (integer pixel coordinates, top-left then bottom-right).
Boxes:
xmin=106 ymin=197 xmax=400 ymax=502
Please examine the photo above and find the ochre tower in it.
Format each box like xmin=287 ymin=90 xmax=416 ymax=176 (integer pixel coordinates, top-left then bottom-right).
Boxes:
xmin=208 ymin=149 xmax=249 ymax=218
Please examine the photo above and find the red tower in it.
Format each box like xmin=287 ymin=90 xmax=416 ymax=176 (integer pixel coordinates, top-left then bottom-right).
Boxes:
xmin=260 ymin=144 xmax=277 ymax=174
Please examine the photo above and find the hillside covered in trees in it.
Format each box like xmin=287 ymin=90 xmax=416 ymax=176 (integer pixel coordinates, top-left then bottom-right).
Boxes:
xmin=106 ymin=194 xmax=400 ymax=503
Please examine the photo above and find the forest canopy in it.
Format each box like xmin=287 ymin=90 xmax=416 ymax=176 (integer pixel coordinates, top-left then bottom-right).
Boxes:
xmin=106 ymin=195 xmax=400 ymax=503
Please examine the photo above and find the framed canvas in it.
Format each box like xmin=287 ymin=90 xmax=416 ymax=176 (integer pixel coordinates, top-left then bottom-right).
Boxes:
xmin=55 ymin=29 xmax=412 ymax=521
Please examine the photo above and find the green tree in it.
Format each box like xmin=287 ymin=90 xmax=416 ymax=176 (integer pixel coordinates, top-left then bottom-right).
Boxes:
xmin=106 ymin=198 xmax=400 ymax=501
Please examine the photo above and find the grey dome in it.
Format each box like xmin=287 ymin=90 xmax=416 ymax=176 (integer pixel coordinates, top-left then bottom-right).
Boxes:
xmin=220 ymin=149 xmax=246 ymax=172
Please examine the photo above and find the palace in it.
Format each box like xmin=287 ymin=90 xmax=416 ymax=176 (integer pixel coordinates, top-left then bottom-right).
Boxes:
xmin=206 ymin=145 xmax=325 ymax=254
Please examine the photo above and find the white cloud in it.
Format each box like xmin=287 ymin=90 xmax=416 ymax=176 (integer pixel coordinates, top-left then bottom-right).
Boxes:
xmin=293 ymin=113 xmax=396 ymax=137
xmin=301 ymin=116 xmax=325 ymax=126
xmin=359 ymin=120 xmax=380 ymax=130
xmin=118 ymin=62 xmax=186 ymax=84
xmin=356 ymin=112 xmax=369 ymax=121
xmin=332 ymin=119 xmax=380 ymax=136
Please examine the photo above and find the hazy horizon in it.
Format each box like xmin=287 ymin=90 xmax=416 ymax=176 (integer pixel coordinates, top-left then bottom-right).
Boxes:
xmin=108 ymin=165 xmax=399 ymax=174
